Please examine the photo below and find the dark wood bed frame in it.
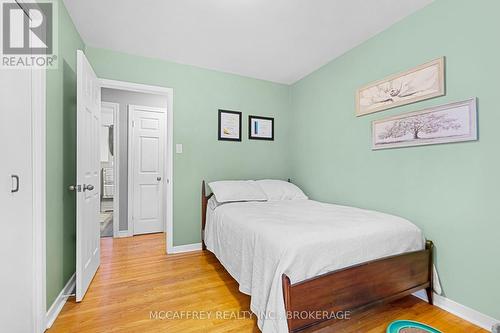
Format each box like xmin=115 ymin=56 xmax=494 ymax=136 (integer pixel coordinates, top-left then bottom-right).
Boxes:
xmin=201 ymin=180 xmax=433 ymax=332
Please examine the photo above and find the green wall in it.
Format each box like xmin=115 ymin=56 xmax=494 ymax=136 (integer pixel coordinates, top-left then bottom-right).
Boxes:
xmin=85 ymin=48 xmax=291 ymax=246
xmin=290 ymin=0 xmax=499 ymax=320
xmin=46 ymin=0 xmax=84 ymax=307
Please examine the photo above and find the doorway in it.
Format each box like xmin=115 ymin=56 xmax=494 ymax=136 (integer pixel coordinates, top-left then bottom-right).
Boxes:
xmin=75 ymin=51 xmax=174 ymax=302
xmin=100 ymin=88 xmax=170 ymax=238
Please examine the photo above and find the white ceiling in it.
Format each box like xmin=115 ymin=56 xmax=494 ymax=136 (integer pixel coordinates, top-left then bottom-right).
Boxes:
xmin=63 ymin=0 xmax=432 ymax=84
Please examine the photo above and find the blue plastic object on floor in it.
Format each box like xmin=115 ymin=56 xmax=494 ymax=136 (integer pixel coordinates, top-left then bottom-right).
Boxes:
xmin=387 ymin=320 xmax=442 ymax=333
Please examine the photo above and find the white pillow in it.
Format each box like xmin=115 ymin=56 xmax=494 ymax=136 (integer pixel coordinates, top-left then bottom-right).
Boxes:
xmin=208 ymin=180 xmax=267 ymax=203
xmin=256 ymin=179 xmax=308 ymax=201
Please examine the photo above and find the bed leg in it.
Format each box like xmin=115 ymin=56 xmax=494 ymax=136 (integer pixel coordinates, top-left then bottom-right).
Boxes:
xmin=202 ymin=230 xmax=206 ymax=251
xmin=426 ymin=287 xmax=434 ymax=305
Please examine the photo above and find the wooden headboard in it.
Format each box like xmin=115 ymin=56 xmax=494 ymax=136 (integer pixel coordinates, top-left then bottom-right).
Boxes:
xmin=201 ymin=180 xmax=213 ymax=250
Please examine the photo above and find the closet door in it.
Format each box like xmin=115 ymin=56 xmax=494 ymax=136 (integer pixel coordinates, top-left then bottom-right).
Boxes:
xmin=0 ymin=65 xmax=35 ymax=332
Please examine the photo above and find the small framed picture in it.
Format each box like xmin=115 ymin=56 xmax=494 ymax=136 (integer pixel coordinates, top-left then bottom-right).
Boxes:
xmin=249 ymin=115 xmax=274 ymax=141
xmin=218 ymin=109 xmax=242 ymax=141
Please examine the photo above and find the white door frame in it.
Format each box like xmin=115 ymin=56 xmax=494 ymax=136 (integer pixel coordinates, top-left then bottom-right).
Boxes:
xmin=128 ymin=105 xmax=167 ymax=236
xmin=33 ymin=67 xmax=47 ymax=331
xmin=99 ymin=79 xmax=174 ymax=253
xmin=100 ymin=101 xmax=120 ymax=238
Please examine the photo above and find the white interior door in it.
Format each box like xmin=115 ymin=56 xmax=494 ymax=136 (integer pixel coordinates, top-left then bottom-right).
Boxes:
xmin=76 ymin=50 xmax=101 ymax=302
xmin=129 ymin=105 xmax=166 ymax=235
xmin=0 ymin=66 xmax=35 ymax=332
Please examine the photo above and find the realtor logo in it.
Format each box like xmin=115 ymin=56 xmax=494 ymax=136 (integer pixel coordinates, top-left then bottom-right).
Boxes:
xmin=1 ymin=0 xmax=57 ymax=68
xmin=3 ymin=2 xmax=52 ymax=54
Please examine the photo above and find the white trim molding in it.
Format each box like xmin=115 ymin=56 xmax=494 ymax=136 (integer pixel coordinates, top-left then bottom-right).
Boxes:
xmin=99 ymin=79 xmax=174 ymax=254
xmin=413 ymin=291 xmax=499 ymax=331
xmin=32 ymin=66 xmax=47 ymax=332
xmin=100 ymin=79 xmax=172 ymax=96
xmin=46 ymin=273 xmax=76 ymax=329
xmin=118 ymin=230 xmax=130 ymax=238
xmin=169 ymin=243 xmax=202 ymax=254
xmin=100 ymin=101 xmax=120 ymax=238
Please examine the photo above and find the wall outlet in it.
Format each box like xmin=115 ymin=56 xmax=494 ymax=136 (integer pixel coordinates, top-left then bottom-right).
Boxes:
xmin=176 ymin=144 xmax=183 ymax=154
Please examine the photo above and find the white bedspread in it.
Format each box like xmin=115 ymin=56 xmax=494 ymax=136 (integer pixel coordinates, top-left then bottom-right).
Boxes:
xmin=204 ymin=199 xmax=424 ymax=333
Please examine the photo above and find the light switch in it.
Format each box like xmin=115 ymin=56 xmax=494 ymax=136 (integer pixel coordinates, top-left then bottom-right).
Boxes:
xmin=176 ymin=144 xmax=183 ymax=154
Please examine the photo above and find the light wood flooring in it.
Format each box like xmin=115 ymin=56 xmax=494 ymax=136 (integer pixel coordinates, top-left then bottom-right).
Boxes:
xmin=48 ymin=233 xmax=487 ymax=333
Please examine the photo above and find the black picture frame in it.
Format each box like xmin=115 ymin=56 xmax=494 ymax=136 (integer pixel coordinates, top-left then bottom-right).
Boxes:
xmin=218 ymin=109 xmax=242 ymax=141
xmin=248 ymin=115 xmax=274 ymax=141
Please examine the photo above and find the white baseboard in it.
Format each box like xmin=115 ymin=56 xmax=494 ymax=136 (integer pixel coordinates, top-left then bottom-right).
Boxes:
xmin=168 ymin=242 xmax=202 ymax=254
xmin=413 ymin=290 xmax=498 ymax=331
xmin=117 ymin=230 xmax=130 ymax=238
xmin=46 ymin=273 xmax=76 ymax=329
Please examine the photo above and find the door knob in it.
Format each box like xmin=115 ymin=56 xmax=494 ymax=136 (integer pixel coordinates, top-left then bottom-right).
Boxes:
xmin=83 ymin=184 xmax=94 ymax=191
xmin=157 ymin=177 xmax=162 ymax=181
xmin=69 ymin=185 xmax=82 ymax=192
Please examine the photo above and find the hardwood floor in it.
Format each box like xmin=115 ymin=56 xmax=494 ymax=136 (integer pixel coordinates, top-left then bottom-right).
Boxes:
xmin=48 ymin=234 xmax=486 ymax=333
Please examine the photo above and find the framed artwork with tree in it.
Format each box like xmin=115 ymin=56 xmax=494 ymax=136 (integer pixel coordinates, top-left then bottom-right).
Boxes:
xmin=372 ymin=98 xmax=477 ymax=150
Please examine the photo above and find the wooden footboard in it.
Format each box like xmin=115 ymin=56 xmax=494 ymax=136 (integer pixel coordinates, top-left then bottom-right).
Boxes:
xmin=282 ymin=240 xmax=434 ymax=332
xmin=201 ymin=181 xmax=433 ymax=333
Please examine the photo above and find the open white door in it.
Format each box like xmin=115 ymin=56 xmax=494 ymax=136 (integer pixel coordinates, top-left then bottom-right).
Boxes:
xmin=75 ymin=50 xmax=101 ymax=302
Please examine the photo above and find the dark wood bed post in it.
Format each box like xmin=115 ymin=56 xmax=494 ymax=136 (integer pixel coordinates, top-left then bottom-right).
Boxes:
xmin=425 ymin=240 xmax=434 ymax=305
xmin=201 ymin=180 xmax=213 ymax=251
xmin=201 ymin=181 xmax=207 ymax=250
xmin=282 ymin=274 xmax=293 ymax=331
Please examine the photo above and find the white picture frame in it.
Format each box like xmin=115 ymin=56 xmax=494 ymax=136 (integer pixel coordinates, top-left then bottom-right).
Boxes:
xmin=372 ymin=98 xmax=477 ymax=150
xmin=356 ymin=57 xmax=445 ymax=116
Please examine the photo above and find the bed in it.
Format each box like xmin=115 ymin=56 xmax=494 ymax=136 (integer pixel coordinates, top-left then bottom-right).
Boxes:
xmin=201 ymin=180 xmax=433 ymax=333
